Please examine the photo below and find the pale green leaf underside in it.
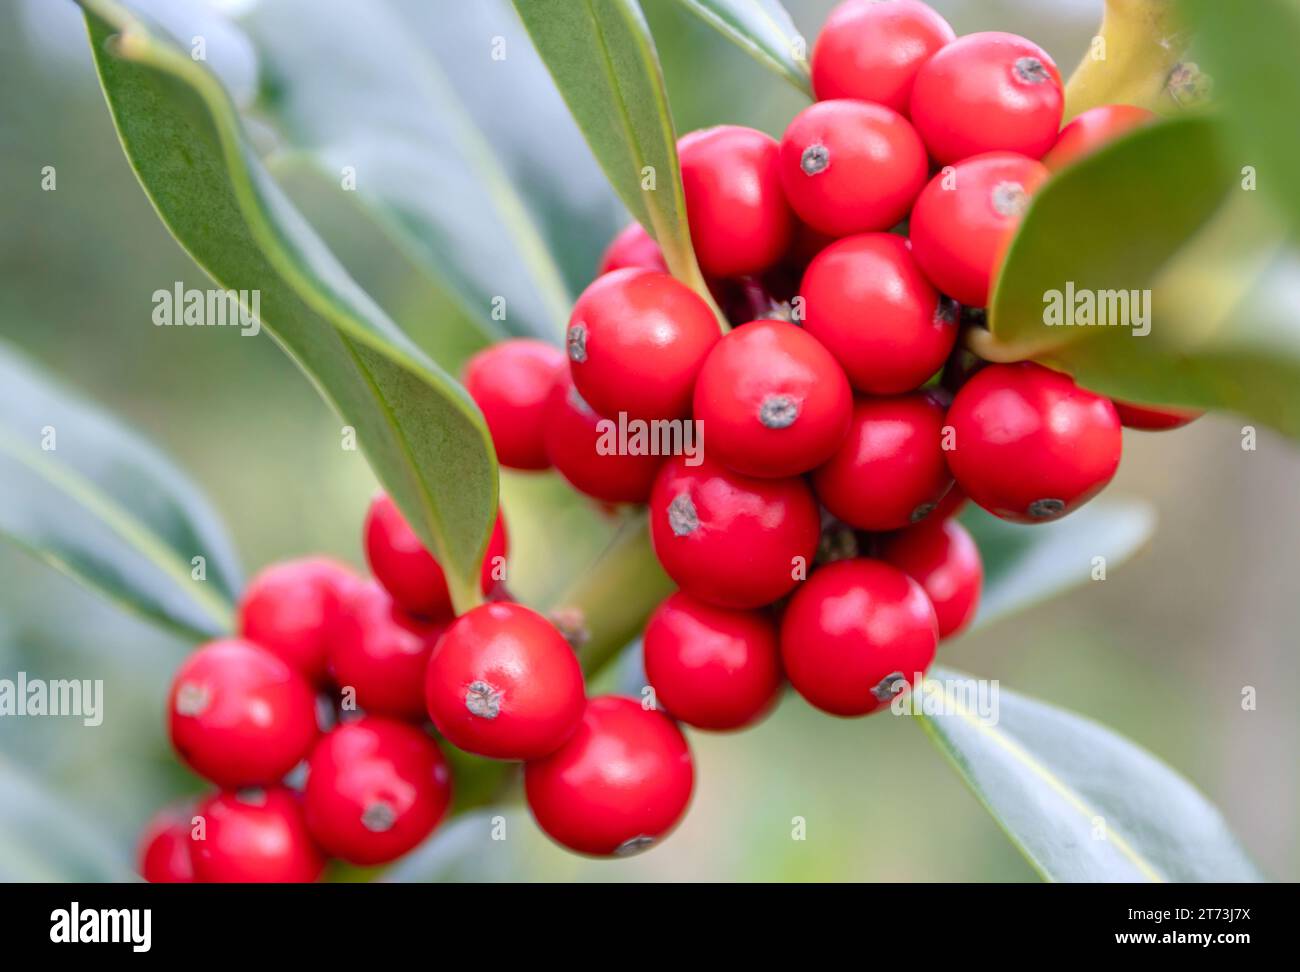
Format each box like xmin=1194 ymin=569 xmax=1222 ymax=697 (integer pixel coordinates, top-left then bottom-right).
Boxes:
xmin=672 ymin=0 xmax=812 ymax=96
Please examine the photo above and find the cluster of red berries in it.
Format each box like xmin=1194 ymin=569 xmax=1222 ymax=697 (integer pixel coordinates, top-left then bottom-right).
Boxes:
xmin=138 ymin=0 xmax=1202 ymax=882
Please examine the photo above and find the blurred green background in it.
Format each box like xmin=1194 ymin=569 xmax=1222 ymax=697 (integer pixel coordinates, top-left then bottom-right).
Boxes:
xmin=1 ymin=0 xmax=1296 ymax=881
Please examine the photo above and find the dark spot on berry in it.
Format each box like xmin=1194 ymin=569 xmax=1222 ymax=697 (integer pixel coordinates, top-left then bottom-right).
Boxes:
xmin=800 ymin=143 xmax=829 ymax=176
xmin=871 ymin=672 xmax=908 ymax=702
xmin=991 ymin=181 xmax=1029 ymax=218
xmin=1028 ymin=498 xmax=1066 ymax=520
xmin=759 ymin=394 xmax=799 ymax=429
xmin=1014 ymin=56 xmax=1050 ymax=85
xmin=465 ymin=680 xmax=503 ymax=719
xmin=614 ymin=835 xmax=655 ymax=856
xmin=567 ymin=323 xmax=588 ymax=363
xmin=668 ymin=493 xmax=699 ymax=537
xmin=362 ymin=801 xmax=397 ymax=833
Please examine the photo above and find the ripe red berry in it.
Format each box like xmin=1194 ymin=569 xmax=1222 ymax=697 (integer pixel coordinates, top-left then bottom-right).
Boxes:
xmin=168 ymin=638 xmax=318 ymax=787
xmin=879 ymin=518 xmax=982 ymax=639
xmin=137 ymin=804 xmax=195 ymax=883
xmin=800 ymin=233 xmax=957 ymax=394
xmin=1042 ymin=103 xmax=1157 ymax=170
xmin=780 ymin=558 xmax=938 ymax=716
xmin=364 ymin=492 xmax=507 ymax=618
xmin=425 ymin=603 xmax=585 ymax=760
xmin=542 ymin=368 xmax=664 ymax=504
xmin=650 ymin=454 xmax=820 ymax=609
xmin=598 ymin=222 xmax=667 ymax=275
xmin=328 ymin=580 xmax=448 ymax=721
xmin=909 ymin=31 xmax=1063 ymax=164
xmin=189 ymin=787 xmax=325 ymax=883
xmin=524 ymin=696 xmax=693 ymax=856
xmin=778 ymin=99 xmax=928 ymax=237
xmin=642 ymin=592 xmax=782 ymax=731
xmin=678 ymin=125 xmax=793 ymax=278
xmin=910 ymin=151 xmax=1049 ymax=307
xmin=812 ymin=392 xmax=953 ymax=532
xmin=566 ymin=268 xmax=720 ymax=421
xmin=303 ymin=716 xmax=452 ymax=865
xmin=1112 ymin=399 xmax=1202 ymax=431
xmin=238 ymin=557 xmax=360 ymax=683
xmin=463 ymin=339 xmax=567 ymax=471
xmin=692 ymin=319 xmax=852 ymax=478
xmin=946 ymin=362 xmax=1122 ymax=523
xmin=811 ymin=0 xmax=955 ymax=113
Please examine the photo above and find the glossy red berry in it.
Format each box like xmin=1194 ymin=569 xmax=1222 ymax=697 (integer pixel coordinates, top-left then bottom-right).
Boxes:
xmin=692 ymin=319 xmax=852 ymax=477
xmin=650 ymin=454 xmax=820 ymax=609
xmin=524 ymin=696 xmax=693 ymax=856
xmin=778 ymin=99 xmax=928 ymax=237
xmin=426 ymin=603 xmax=585 ymax=760
xmin=800 ymin=233 xmax=957 ymax=394
xmin=910 ymin=151 xmax=1049 ymax=307
xmin=463 ymin=339 xmax=567 ymax=471
xmin=238 ymin=557 xmax=359 ymax=684
xmin=137 ymin=804 xmax=195 ymax=883
xmin=780 ymin=558 xmax=938 ymax=716
xmin=364 ymin=492 xmax=507 ymax=618
xmin=812 ymin=392 xmax=953 ymax=532
xmin=566 ymin=268 xmax=720 ymax=421
xmin=678 ymin=125 xmax=793 ymax=278
xmin=189 ymin=788 xmax=325 ymax=883
xmin=880 ymin=518 xmax=982 ymax=639
xmin=542 ymin=368 xmax=664 ymax=504
xmin=811 ymin=0 xmax=955 ymax=114
xmin=946 ymin=362 xmax=1122 ymax=523
xmin=1113 ymin=400 xmax=1202 ymax=431
xmin=598 ymin=222 xmax=667 ymax=275
xmin=168 ymin=638 xmax=318 ymax=788
xmin=642 ymin=592 xmax=782 ymax=731
xmin=328 ymin=580 xmax=448 ymax=721
xmin=303 ymin=716 xmax=452 ymax=865
xmin=1042 ymin=104 xmax=1157 ymax=170
xmin=910 ymin=31 xmax=1063 ymax=164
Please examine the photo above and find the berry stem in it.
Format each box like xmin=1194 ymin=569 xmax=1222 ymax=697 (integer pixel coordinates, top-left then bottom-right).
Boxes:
xmin=962 ymin=324 xmax=1063 ymax=364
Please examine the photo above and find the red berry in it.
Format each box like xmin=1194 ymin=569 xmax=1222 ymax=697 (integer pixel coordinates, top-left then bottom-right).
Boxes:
xmin=692 ymin=319 xmax=852 ymax=478
xmin=880 ymin=518 xmax=982 ymax=639
xmin=800 ymin=233 xmax=957 ymax=394
xmin=524 ymin=696 xmax=693 ymax=856
xmin=779 ymin=100 xmax=928 ymax=237
xmin=364 ymin=492 xmax=507 ymax=618
xmin=812 ymin=392 xmax=953 ymax=531
xmin=930 ymin=482 xmax=969 ymax=521
xmin=168 ymin=638 xmax=318 ymax=788
xmin=542 ymin=368 xmax=664 ymax=504
xmin=463 ymin=339 xmax=567 ymax=471
xmin=1112 ymin=400 xmax=1202 ymax=431
xmin=811 ymin=0 xmax=955 ymax=113
xmin=303 ymin=716 xmax=452 ymax=865
xmin=189 ymin=787 xmax=325 ymax=883
xmin=678 ymin=125 xmax=793 ymax=278
xmin=946 ymin=362 xmax=1122 ymax=522
xmin=599 ymin=222 xmax=667 ymax=275
xmin=137 ymin=803 xmax=195 ymax=883
xmin=910 ymin=31 xmax=1063 ymax=164
xmin=425 ymin=603 xmax=585 ymax=760
xmin=328 ymin=580 xmax=448 ymax=721
xmin=643 ymin=592 xmax=782 ymax=730
xmin=910 ymin=151 xmax=1049 ymax=307
xmin=1042 ymin=104 xmax=1157 ymax=170
xmin=566 ymin=268 xmax=720 ymax=421
xmin=650 ymin=454 xmax=820 ymax=609
xmin=780 ymin=558 xmax=938 ymax=716
xmin=238 ymin=557 xmax=360 ymax=683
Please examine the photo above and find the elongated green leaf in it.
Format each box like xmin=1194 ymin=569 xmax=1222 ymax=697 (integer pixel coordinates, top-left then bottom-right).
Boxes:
xmin=512 ymin=0 xmax=715 ymax=306
xmin=962 ymin=500 xmax=1154 ymax=633
xmin=0 ymin=342 xmax=239 ymax=639
xmin=670 ymin=0 xmax=811 ymax=96
xmin=78 ymin=0 xmax=497 ymax=612
xmin=915 ymin=667 xmax=1264 ymax=881
xmin=242 ymin=0 xmax=573 ymax=349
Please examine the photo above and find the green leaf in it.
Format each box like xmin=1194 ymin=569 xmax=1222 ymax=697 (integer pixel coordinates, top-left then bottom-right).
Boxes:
xmin=0 ymin=341 xmax=240 ymax=639
xmin=511 ymin=0 xmax=716 ymax=308
xmin=242 ymin=0 xmax=573 ymax=348
xmin=914 ymin=667 xmax=1265 ymax=881
xmin=669 ymin=0 xmax=812 ymax=96
xmin=78 ymin=0 xmax=498 ymax=613
xmin=962 ymin=500 xmax=1155 ymax=633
